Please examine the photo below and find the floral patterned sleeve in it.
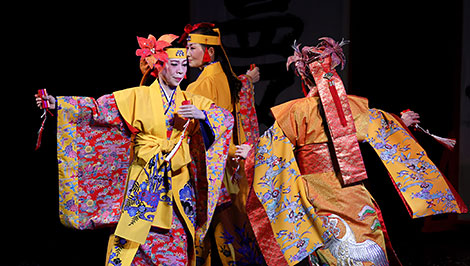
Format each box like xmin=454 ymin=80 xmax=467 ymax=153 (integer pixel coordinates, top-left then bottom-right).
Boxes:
xmin=56 ymin=94 xmax=131 ymax=230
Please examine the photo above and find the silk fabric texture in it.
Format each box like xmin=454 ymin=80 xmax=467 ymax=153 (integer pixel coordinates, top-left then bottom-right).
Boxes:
xmin=56 ymin=80 xmax=234 ymax=266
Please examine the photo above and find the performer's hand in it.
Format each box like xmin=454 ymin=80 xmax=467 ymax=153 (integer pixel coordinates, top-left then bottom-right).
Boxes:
xmin=400 ymin=110 xmax=420 ymax=127
xmin=35 ymin=93 xmax=56 ymax=110
xmin=246 ymin=66 xmax=260 ymax=83
xmin=177 ymin=105 xmax=206 ymax=120
xmin=235 ymin=144 xmax=252 ymax=160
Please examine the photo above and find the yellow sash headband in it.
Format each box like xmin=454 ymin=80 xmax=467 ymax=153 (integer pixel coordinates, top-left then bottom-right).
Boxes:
xmin=165 ymin=48 xmax=187 ymax=59
xmin=187 ymin=34 xmax=220 ymax=45
xmin=187 ymin=28 xmax=221 ymax=46
xmin=187 ymin=28 xmax=238 ymax=80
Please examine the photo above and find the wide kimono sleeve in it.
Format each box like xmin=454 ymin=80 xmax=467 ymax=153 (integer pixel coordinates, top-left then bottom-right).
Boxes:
xmin=366 ymin=109 xmax=468 ymax=218
xmin=184 ymin=93 xmax=235 ymax=244
xmin=245 ymin=122 xmax=326 ymax=266
xmin=56 ymin=95 xmax=131 ymax=230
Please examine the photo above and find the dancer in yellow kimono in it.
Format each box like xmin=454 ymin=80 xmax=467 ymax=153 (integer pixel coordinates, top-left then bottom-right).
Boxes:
xmin=35 ymin=34 xmax=234 ymax=266
xmin=179 ymin=22 xmax=264 ymax=265
xmin=238 ymin=37 xmax=467 ymax=266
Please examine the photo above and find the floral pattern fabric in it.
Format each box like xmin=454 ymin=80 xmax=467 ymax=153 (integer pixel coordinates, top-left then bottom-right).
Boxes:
xmin=56 ymin=90 xmax=234 ymax=266
xmin=244 ymin=95 xmax=468 ymax=266
xmin=132 ymin=219 xmax=187 ymax=266
xmin=246 ymin=122 xmax=325 ymax=266
xmin=57 ymin=95 xmax=131 ymax=229
xmin=207 ymin=74 xmax=264 ymax=266
xmin=366 ymin=109 xmax=468 ymax=217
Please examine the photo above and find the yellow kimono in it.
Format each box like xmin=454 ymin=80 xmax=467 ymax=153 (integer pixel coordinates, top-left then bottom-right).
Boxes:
xmin=56 ymin=80 xmax=234 ymax=266
xmin=246 ymin=36 xmax=467 ymax=265
xmin=245 ymin=95 xmax=467 ymax=266
xmin=187 ymin=62 xmax=233 ymax=112
xmin=187 ymin=62 xmax=263 ymax=265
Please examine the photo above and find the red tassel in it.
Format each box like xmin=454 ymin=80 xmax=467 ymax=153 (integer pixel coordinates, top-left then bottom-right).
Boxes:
xmin=35 ymin=110 xmax=48 ymax=150
xmin=202 ymin=47 xmax=211 ymax=63
xmin=327 ymin=80 xmax=347 ymax=127
xmin=35 ymin=88 xmax=54 ymax=150
xmin=301 ymin=80 xmax=308 ymax=97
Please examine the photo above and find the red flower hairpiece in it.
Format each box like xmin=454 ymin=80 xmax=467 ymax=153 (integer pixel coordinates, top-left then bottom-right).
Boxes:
xmin=136 ymin=34 xmax=179 ymax=76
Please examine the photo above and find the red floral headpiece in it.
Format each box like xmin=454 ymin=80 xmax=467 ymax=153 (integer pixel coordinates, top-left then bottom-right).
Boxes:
xmin=136 ymin=34 xmax=179 ymax=77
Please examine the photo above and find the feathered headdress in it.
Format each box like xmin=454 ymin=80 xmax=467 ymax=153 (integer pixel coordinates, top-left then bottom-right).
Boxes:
xmin=286 ymin=37 xmax=349 ymax=96
xmin=287 ymin=37 xmax=349 ymax=74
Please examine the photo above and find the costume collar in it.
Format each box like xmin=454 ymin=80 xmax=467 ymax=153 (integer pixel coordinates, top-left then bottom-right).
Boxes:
xmin=200 ymin=61 xmax=223 ymax=77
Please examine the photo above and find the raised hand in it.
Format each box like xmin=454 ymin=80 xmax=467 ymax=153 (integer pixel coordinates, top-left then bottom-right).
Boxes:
xmin=246 ymin=66 xmax=260 ymax=83
xmin=400 ymin=109 xmax=420 ymax=127
xmin=177 ymin=104 xmax=206 ymax=120
xmin=35 ymin=93 xmax=56 ymax=110
xmin=235 ymin=143 xmax=252 ymax=160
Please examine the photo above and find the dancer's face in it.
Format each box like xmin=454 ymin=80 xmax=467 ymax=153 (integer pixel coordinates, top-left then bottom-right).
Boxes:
xmin=160 ymin=58 xmax=187 ymax=87
xmin=187 ymin=42 xmax=205 ymax=68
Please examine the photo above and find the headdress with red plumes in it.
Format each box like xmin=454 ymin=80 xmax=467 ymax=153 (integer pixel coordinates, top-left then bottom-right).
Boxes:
xmin=286 ymin=37 xmax=349 ymax=96
xmin=308 ymin=37 xmax=349 ymax=71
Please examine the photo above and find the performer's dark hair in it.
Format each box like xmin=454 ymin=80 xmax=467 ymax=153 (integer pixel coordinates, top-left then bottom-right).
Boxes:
xmin=191 ymin=26 xmax=242 ymax=102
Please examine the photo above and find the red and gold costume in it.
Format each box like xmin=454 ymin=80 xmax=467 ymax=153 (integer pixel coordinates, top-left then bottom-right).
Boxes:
xmin=245 ymin=38 xmax=467 ymax=266
xmin=56 ymin=35 xmax=234 ymax=266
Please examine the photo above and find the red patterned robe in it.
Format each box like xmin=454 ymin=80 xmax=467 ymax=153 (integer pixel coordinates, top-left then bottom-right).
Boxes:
xmin=56 ymin=80 xmax=234 ymax=265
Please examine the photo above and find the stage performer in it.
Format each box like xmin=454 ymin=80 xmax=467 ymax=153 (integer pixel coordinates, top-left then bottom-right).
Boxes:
xmin=35 ymin=34 xmax=234 ymax=266
xmin=179 ymin=22 xmax=264 ymax=265
xmin=238 ymin=37 xmax=467 ymax=266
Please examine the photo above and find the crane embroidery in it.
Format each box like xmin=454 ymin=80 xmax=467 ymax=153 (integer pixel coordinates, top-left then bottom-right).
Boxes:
xmin=321 ymin=214 xmax=388 ymax=266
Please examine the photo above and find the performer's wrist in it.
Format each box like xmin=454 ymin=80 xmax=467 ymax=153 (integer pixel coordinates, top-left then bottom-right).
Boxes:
xmin=200 ymin=110 xmax=207 ymax=120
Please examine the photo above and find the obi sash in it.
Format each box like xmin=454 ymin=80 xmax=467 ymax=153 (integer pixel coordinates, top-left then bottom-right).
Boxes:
xmin=295 ymin=143 xmax=334 ymax=175
xmin=113 ymin=85 xmax=194 ymax=245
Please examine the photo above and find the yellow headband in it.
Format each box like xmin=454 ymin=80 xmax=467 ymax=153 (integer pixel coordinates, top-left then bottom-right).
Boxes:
xmin=165 ymin=48 xmax=187 ymax=58
xmin=187 ymin=29 xmax=221 ymax=46
xmin=188 ymin=28 xmax=238 ymax=83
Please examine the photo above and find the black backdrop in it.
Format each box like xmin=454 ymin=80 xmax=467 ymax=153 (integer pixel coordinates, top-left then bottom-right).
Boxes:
xmin=5 ymin=1 xmax=467 ymax=265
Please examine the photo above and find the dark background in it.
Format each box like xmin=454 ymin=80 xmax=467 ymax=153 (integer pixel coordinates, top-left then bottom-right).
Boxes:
xmin=5 ymin=0 xmax=469 ymax=265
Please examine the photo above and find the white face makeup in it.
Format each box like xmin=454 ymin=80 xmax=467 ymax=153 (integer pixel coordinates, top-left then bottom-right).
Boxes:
xmin=160 ymin=58 xmax=188 ymax=87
